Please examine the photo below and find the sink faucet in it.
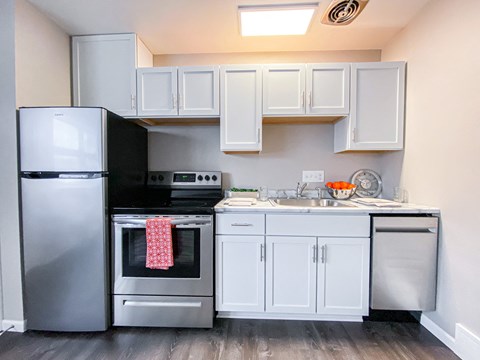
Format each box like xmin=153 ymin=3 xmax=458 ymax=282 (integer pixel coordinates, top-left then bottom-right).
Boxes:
xmin=296 ymin=182 xmax=308 ymax=198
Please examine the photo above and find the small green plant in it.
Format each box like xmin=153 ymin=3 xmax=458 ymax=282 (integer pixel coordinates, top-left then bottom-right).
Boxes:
xmin=230 ymin=188 xmax=258 ymax=192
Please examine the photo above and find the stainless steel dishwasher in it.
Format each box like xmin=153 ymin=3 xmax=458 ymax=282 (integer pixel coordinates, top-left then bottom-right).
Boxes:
xmin=370 ymin=216 xmax=439 ymax=311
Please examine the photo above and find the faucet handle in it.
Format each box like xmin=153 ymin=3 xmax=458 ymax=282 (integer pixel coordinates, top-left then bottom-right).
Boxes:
xmin=315 ymin=186 xmax=323 ymax=199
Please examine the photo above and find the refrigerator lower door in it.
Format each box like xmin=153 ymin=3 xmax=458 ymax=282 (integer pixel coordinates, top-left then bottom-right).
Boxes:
xmin=21 ymin=176 xmax=109 ymax=331
xmin=19 ymin=107 xmax=107 ymax=172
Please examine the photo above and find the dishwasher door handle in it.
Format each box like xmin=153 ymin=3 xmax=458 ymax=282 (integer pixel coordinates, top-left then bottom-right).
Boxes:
xmin=374 ymin=227 xmax=437 ymax=233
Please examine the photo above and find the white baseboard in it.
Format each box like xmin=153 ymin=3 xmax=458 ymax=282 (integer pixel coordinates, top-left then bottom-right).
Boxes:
xmin=420 ymin=315 xmax=456 ymax=351
xmin=2 ymin=319 xmax=27 ymax=333
xmin=420 ymin=314 xmax=480 ymax=360
xmin=456 ymin=324 xmax=480 ymax=360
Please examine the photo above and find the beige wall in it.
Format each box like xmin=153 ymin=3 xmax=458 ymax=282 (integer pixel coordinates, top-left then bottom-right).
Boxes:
xmin=0 ymin=0 xmax=20 ymax=325
xmin=149 ymin=124 xmax=382 ymax=190
xmin=15 ymin=0 xmax=71 ymax=107
xmin=154 ymin=50 xmax=381 ymax=66
xmin=380 ymin=0 xmax=480 ymax=339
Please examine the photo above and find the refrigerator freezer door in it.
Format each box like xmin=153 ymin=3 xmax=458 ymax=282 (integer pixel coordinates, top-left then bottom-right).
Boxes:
xmin=19 ymin=107 xmax=107 ymax=172
xmin=21 ymin=177 xmax=109 ymax=331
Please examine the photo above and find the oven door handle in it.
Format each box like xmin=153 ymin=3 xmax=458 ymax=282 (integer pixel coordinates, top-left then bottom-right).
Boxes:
xmin=114 ymin=219 xmax=211 ymax=226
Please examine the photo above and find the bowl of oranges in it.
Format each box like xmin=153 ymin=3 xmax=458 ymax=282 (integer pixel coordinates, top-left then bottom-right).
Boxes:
xmin=325 ymin=181 xmax=357 ymax=200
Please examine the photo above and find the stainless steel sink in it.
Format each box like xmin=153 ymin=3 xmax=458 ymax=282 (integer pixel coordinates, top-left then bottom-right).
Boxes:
xmin=272 ymin=198 xmax=354 ymax=207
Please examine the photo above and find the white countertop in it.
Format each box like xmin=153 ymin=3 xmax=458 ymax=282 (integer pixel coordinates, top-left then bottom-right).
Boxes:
xmin=214 ymin=198 xmax=440 ymax=214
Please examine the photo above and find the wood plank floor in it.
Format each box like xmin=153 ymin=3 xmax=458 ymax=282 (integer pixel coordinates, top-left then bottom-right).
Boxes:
xmin=0 ymin=319 xmax=459 ymax=360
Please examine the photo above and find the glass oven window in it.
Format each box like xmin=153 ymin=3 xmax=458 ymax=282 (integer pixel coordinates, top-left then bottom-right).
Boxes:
xmin=122 ymin=227 xmax=201 ymax=278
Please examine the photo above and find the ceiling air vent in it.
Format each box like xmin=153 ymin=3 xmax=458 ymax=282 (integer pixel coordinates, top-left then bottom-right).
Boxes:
xmin=321 ymin=0 xmax=369 ymax=26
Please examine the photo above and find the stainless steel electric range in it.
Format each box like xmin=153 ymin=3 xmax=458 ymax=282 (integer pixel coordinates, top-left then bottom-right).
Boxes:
xmin=111 ymin=171 xmax=222 ymax=328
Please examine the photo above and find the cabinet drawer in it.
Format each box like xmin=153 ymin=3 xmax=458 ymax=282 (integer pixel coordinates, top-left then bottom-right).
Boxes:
xmin=266 ymin=214 xmax=369 ymax=237
xmin=216 ymin=214 xmax=265 ymax=235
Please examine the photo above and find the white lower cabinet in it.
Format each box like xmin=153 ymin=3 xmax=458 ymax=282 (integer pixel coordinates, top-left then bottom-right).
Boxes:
xmin=266 ymin=236 xmax=317 ymax=314
xmin=215 ymin=213 xmax=370 ymax=320
xmin=317 ymin=237 xmax=370 ymax=316
xmin=215 ymin=235 xmax=265 ymax=312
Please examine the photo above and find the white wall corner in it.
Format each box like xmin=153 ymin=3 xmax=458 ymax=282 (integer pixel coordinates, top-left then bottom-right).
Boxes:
xmin=2 ymin=319 xmax=27 ymax=333
xmin=456 ymin=324 xmax=480 ymax=360
xmin=421 ymin=315 xmax=480 ymax=360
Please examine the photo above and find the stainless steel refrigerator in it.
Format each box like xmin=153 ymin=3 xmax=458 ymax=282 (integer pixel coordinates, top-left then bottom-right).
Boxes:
xmin=19 ymin=107 xmax=147 ymax=331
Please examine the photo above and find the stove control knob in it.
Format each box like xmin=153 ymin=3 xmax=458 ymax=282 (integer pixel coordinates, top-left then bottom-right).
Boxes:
xmin=212 ymin=175 xmax=218 ymax=181
xmin=197 ymin=175 xmax=203 ymax=181
xmin=151 ymin=175 xmax=157 ymax=182
xmin=205 ymin=175 xmax=210 ymax=181
xmin=158 ymin=175 xmax=164 ymax=181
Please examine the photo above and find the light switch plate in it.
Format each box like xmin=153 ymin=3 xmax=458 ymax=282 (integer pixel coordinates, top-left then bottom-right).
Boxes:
xmin=302 ymin=170 xmax=325 ymax=182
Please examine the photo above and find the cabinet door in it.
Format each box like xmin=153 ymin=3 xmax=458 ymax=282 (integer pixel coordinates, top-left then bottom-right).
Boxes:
xmin=266 ymin=236 xmax=316 ymax=314
xmin=72 ymin=34 xmax=137 ymax=117
xmin=349 ymin=62 xmax=405 ymax=150
xmin=137 ymin=67 xmax=178 ymax=117
xmin=220 ymin=65 xmax=262 ymax=152
xmin=306 ymin=63 xmax=350 ymax=115
xmin=263 ymin=65 xmax=305 ymax=115
xmin=216 ymin=235 xmax=265 ymax=312
xmin=317 ymin=237 xmax=370 ymax=316
xmin=178 ymin=66 xmax=219 ymax=116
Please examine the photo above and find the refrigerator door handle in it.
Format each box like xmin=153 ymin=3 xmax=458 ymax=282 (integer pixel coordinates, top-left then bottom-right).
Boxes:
xmin=59 ymin=174 xmax=90 ymax=179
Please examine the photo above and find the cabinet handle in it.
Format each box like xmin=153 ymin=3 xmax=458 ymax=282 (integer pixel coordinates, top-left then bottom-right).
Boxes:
xmin=179 ymin=94 xmax=183 ymax=109
xmin=231 ymin=223 xmax=253 ymax=227
xmin=321 ymin=245 xmax=326 ymax=263
xmin=260 ymin=244 xmax=264 ymax=262
xmin=172 ymin=93 xmax=176 ymax=109
xmin=257 ymin=128 xmax=261 ymax=143
xmin=301 ymin=91 xmax=305 ymax=107
xmin=312 ymin=245 xmax=316 ymax=263
xmin=131 ymin=94 xmax=136 ymax=110
xmin=352 ymin=128 xmax=357 ymax=142
xmin=308 ymin=92 xmax=312 ymax=106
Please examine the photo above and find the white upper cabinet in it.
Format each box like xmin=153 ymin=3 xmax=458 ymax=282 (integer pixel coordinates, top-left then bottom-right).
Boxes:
xmin=262 ymin=63 xmax=349 ymax=116
xmin=72 ymin=33 xmax=152 ymax=117
xmin=317 ymin=237 xmax=370 ymax=316
xmin=334 ymin=61 xmax=406 ymax=152
xmin=306 ymin=63 xmax=350 ymax=115
xmin=137 ymin=67 xmax=177 ymax=116
xmin=178 ymin=66 xmax=219 ymax=116
xmin=137 ymin=66 xmax=219 ymax=117
xmin=263 ymin=65 xmax=306 ymax=115
xmin=220 ymin=65 xmax=262 ymax=152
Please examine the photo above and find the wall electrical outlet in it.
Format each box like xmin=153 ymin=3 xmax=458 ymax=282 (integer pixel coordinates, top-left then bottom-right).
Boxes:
xmin=302 ymin=170 xmax=325 ymax=183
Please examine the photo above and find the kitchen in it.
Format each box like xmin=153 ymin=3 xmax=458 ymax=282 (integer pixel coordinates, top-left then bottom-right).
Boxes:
xmin=0 ymin=0 xmax=479 ymax=359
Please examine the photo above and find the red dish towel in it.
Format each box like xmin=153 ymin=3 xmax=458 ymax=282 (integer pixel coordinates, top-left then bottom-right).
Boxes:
xmin=146 ymin=218 xmax=174 ymax=270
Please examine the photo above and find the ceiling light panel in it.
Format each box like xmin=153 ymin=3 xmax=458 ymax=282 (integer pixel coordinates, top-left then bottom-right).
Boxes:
xmin=239 ymin=3 xmax=318 ymax=36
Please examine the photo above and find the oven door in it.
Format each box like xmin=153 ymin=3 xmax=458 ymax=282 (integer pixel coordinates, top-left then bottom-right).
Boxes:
xmin=112 ymin=215 xmax=213 ymax=296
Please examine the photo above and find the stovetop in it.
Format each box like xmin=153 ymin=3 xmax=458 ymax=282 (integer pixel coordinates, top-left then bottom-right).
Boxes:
xmin=112 ymin=198 xmax=222 ymax=215
xmin=112 ymin=171 xmax=223 ymax=215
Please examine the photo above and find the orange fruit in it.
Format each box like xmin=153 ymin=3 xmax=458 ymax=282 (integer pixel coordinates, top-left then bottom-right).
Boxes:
xmin=326 ymin=182 xmax=333 ymax=188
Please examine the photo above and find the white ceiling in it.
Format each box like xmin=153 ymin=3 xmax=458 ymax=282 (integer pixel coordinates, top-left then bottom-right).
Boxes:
xmin=28 ymin=0 xmax=431 ymax=54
